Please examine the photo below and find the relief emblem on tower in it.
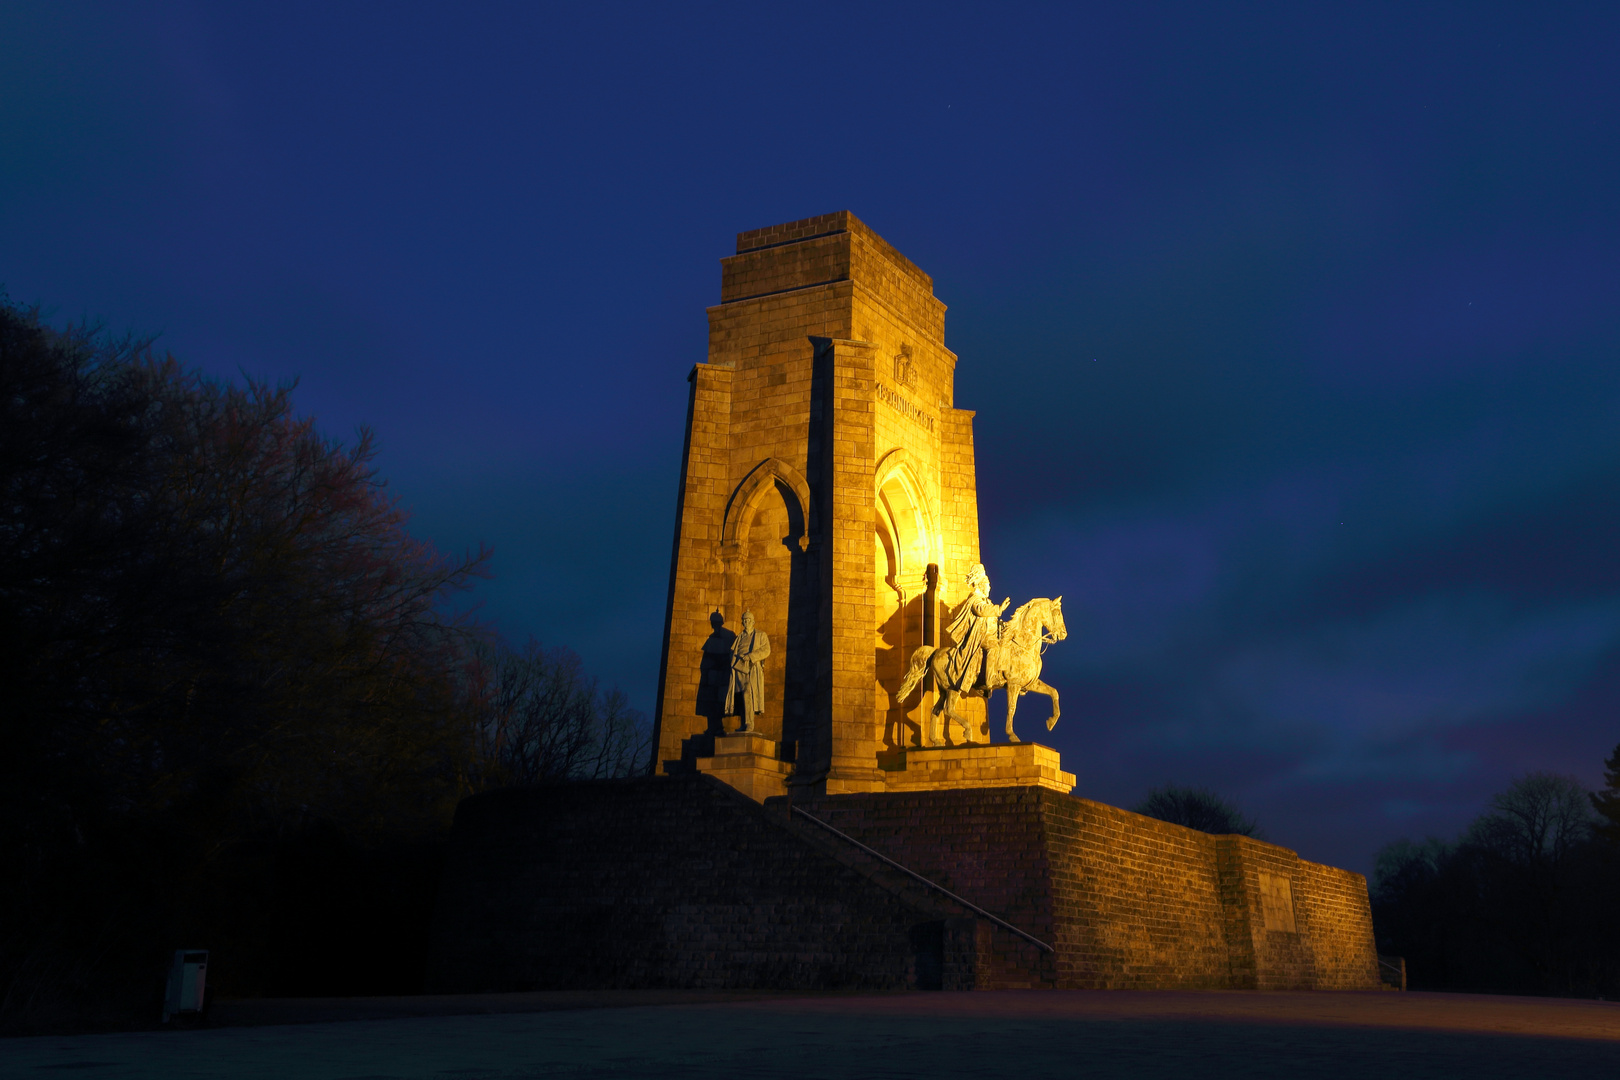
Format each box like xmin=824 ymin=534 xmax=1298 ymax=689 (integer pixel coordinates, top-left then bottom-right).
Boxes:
xmin=893 ymin=345 xmax=918 ymax=389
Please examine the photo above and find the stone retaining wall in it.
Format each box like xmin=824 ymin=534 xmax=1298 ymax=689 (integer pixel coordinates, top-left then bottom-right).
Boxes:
xmin=427 ymin=775 xmax=978 ymax=992
xmin=428 ymin=776 xmax=1381 ymax=993
xmin=797 ymin=787 xmax=1381 ymax=990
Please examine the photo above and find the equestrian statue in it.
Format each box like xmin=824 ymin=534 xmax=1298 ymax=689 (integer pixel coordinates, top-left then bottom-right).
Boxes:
xmin=895 ymin=562 xmax=1068 ymax=745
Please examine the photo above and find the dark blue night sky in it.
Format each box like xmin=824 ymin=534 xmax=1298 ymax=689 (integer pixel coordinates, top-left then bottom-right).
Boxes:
xmin=5 ymin=3 xmax=1619 ymax=875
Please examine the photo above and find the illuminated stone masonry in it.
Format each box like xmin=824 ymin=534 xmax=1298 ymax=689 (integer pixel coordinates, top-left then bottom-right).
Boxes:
xmin=654 ymin=210 xmax=1057 ymax=798
xmin=551 ymin=212 xmax=1387 ymax=994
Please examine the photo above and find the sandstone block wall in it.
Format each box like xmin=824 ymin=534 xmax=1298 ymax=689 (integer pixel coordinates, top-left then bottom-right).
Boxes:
xmin=426 ymin=775 xmax=981 ymax=993
xmin=1295 ymin=855 xmax=1388 ymax=988
xmin=429 ymin=778 xmax=1381 ymax=994
xmin=794 ymin=787 xmax=1381 ymax=991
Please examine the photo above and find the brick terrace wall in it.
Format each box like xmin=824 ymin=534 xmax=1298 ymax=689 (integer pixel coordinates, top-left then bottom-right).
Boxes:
xmin=791 ymin=787 xmax=1382 ymax=991
xmin=794 ymin=787 xmax=1057 ymax=988
xmin=426 ymin=775 xmax=972 ymax=993
xmin=1216 ymin=834 xmax=1316 ymax=989
xmin=1296 ymin=858 xmax=1383 ymax=989
xmin=1056 ymin=797 xmax=1239 ymax=988
xmin=430 ymin=779 xmax=1378 ymax=993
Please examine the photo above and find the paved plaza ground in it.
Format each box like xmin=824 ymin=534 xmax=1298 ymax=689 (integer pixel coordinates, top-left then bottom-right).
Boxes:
xmin=4 ymin=989 xmax=1617 ymax=1079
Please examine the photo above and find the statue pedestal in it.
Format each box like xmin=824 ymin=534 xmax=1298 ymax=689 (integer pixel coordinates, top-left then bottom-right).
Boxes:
xmin=885 ymin=742 xmax=1075 ymax=794
xmin=695 ymin=731 xmax=790 ymax=802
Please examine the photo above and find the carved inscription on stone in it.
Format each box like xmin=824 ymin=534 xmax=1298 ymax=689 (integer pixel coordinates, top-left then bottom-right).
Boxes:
xmin=1259 ymin=872 xmax=1298 ymax=933
xmin=876 ymin=382 xmax=935 ymax=433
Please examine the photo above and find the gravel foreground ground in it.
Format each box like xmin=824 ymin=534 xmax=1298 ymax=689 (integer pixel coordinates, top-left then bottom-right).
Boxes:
xmin=3 ymin=989 xmax=1617 ymax=1079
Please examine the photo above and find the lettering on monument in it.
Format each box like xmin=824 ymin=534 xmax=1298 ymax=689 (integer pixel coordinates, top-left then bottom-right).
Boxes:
xmin=876 ymin=382 xmax=935 ymax=433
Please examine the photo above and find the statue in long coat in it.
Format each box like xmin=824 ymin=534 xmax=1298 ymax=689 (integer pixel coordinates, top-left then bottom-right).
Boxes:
xmin=941 ymin=563 xmax=1008 ymax=694
xmin=728 ymin=610 xmax=771 ymax=732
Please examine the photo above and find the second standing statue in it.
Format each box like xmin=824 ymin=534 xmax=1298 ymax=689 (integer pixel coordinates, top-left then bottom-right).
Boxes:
xmin=728 ymin=609 xmax=771 ymax=733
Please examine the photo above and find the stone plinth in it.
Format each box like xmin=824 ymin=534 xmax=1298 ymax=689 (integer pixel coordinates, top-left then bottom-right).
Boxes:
xmin=883 ymin=742 xmax=1075 ymax=794
xmin=695 ymin=731 xmax=790 ymax=802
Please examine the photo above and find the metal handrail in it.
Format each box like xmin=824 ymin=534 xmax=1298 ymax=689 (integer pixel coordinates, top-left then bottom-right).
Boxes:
xmin=790 ymin=805 xmax=1055 ymax=954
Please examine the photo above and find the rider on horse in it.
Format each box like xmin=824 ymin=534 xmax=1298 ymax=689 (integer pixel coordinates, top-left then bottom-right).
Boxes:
xmin=941 ymin=563 xmax=1008 ymax=695
xmin=897 ymin=566 xmax=1067 ymax=745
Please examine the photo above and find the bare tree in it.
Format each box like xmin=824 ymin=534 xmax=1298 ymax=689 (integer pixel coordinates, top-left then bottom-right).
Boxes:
xmin=1467 ymin=772 xmax=1594 ymax=872
xmin=466 ymin=640 xmax=649 ymax=787
xmin=1374 ymin=771 xmax=1617 ymax=996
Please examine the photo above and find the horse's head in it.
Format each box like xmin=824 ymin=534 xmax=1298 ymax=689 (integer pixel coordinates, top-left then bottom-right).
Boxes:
xmin=1048 ymin=596 xmax=1068 ymax=642
xmin=1012 ymin=596 xmax=1068 ymax=645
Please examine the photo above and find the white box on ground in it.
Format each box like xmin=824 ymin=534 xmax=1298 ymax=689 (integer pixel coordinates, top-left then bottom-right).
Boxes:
xmin=163 ymin=949 xmax=208 ymax=1022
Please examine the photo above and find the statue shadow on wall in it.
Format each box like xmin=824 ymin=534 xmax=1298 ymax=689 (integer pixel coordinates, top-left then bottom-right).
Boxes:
xmin=878 ymin=593 xmax=924 ymax=754
xmin=674 ymin=612 xmax=735 ymax=770
xmin=695 ymin=611 xmax=737 ymax=738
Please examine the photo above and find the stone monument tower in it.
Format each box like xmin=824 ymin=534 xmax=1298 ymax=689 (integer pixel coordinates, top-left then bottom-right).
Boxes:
xmin=654 ymin=212 xmax=1070 ymax=798
xmin=429 ymin=214 xmax=1383 ymax=997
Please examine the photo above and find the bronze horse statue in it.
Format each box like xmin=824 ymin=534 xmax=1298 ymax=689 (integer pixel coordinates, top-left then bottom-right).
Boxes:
xmin=896 ymin=596 xmax=1067 ymax=745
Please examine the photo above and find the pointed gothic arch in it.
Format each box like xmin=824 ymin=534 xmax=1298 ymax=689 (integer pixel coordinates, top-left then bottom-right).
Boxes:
xmin=873 ymin=447 xmax=939 ymax=581
xmin=721 ymin=456 xmax=812 ymax=551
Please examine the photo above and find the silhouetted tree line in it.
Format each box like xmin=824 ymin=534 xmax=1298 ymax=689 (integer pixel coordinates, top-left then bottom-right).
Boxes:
xmin=0 ymin=300 xmax=648 ymax=1032
xmin=466 ymin=640 xmax=649 ymax=788
xmin=1372 ymin=758 xmax=1620 ymax=998
xmin=1133 ymin=785 xmax=1263 ymax=838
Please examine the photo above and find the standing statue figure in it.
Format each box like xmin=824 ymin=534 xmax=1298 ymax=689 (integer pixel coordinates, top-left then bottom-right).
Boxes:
xmin=941 ymin=563 xmax=1009 ymax=695
xmin=728 ymin=610 xmax=771 ymax=733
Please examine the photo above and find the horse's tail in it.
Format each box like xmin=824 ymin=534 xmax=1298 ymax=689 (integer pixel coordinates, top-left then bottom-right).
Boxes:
xmin=897 ymin=646 xmax=937 ymax=702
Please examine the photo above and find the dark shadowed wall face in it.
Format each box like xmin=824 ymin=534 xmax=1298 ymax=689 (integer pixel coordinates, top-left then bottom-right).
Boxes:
xmin=4 ymin=2 xmax=1618 ymax=874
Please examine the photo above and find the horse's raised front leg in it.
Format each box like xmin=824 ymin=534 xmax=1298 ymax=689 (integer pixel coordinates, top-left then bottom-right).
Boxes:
xmin=1004 ymin=683 xmax=1024 ymax=742
xmin=1026 ymin=677 xmax=1061 ymax=731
